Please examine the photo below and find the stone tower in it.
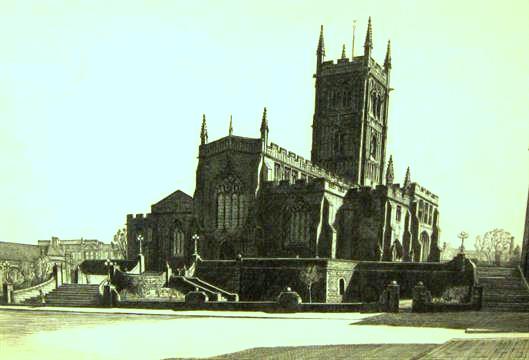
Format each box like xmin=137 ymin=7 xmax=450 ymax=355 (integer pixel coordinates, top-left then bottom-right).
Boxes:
xmin=311 ymin=18 xmax=392 ymax=187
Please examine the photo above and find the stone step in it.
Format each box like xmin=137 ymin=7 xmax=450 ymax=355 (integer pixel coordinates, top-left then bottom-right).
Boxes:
xmin=46 ymin=295 xmax=99 ymax=300
xmin=485 ymin=289 xmax=529 ymax=295
xmin=482 ymin=304 xmax=529 ymax=312
xmin=483 ymin=294 xmax=529 ymax=303
xmin=479 ymin=283 xmax=525 ymax=290
xmin=477 ymin=269 xmax=517 ymax=275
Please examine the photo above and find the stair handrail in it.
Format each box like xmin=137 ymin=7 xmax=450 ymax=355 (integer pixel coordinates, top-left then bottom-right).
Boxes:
xmin=176 ymin=276 xmax=218 ymax=295
xmin=11 ymin=276 xmax=56 ymax=304
xmin=517 ymin=265 xmax=529 ymax=293
xmin=187 ymin=276 xmax=238 ymax=298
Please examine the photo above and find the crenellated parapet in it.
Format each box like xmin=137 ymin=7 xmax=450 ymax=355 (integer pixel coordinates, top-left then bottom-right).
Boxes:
xmin=199 ymin=136 xmax=262 ymax=157
xmin=320 ymin=58 xmax=388 ymax=83
xmin=265 ymin=142 xmax=354 ymax=191
xmin=409 ymin=183 xmax=439 ymax=204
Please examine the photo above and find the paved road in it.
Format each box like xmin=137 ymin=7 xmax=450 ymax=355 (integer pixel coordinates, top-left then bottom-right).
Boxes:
xmin=2 ymin=307 xmax=529 ymax=360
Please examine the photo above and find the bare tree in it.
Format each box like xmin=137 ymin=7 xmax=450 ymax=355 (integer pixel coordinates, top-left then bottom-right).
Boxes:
xmin=300 ymin=265 xmax=322 ymax=303
xmin=112 ymin=228 xmax=128 ymax=259
xmin=34 ymin=255 xmax=52 ymax=283
xmin=474 ymin=229 xmax=514 ymax=265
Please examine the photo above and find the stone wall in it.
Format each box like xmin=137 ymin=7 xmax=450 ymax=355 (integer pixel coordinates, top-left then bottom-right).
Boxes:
xmin=194 ymin=256 xmax=475 ymax=304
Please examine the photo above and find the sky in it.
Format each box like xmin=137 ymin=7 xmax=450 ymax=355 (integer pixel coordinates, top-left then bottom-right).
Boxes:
xmin=0 ymin=0 xmax=528 ymax=249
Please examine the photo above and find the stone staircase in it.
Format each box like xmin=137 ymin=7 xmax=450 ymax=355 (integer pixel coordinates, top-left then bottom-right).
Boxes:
xmin=478 ymin=266 xmax=529 ymax=312
xmin=24 ymin=284 xmax=101 ymax=307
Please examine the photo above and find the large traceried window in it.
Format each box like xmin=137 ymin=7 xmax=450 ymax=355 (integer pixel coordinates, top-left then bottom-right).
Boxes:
xmin=172 ymin=228 xmax=185 ymax=256
xmin=287 ymin=202 xmax=311 ymax=245
xmin=216 ymin=176 xmax=247 ymax=230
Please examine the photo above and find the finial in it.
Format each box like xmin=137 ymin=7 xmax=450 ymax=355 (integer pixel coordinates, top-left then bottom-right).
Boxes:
xmin=384 ymin=40 xmax=392 ymax=71
xmin=403 ymin=166 xmax=411 ymax=188
xmin=229 ymin=114 xmax=233 ymax=136
xmin=364 ymin=17 xmax=373 ymax=53
xmin=352 ymin=20 xmax=357 ymax=57
xmin=386 ymin=155 xmax=394 ymax=185
xmin=200 ymin=114 xmax=208 ymax=145
xmin=341 ymin=44 xmax=347 ymax=59
xmin=317 ymin=25 xmax=325 ymax=57
xmin=260 ymin=107 xmax=268 ymax=132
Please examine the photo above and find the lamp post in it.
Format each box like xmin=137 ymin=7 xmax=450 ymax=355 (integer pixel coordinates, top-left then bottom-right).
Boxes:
xmin=137 ymin=234 xmax=144 ymax=255
xmin=192 ymin=234 xmax=200 ymax=256
xmin=104 ymin=258 xmax=114 ymax=282
xmin=458 ymin=231 xmax=469 ymax=254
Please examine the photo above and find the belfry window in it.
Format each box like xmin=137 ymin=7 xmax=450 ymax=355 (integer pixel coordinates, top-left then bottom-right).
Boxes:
xmin=172 ymin=228 xmax=185 ymax=256
xmin=370 ymin=135 xmax=377 ymax=159
xmin=216 ymin=176 xmax=247 ymax=230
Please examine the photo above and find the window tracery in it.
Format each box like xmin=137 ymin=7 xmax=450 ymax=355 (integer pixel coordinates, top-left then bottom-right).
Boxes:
xmin=216 ymin=175 xmax=247 ymax=230
xmin=172 ymin=228 xmax=185 ymax=256
xmin=286 ymin=201 xmax=311 ymax=245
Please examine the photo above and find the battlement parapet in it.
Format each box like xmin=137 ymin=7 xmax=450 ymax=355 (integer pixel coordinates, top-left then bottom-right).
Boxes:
xmin=200 ymin=136 xmax=262 ymax=157
xmin=409 ymin=183 xmax=439 ymax=203
xmin=261 ymin=176 xmax=349 ymax=196
xmin=265 ymin=142 xmax=354 ymax=190
xmin=127 ymin=213 xmax=152 ymax=223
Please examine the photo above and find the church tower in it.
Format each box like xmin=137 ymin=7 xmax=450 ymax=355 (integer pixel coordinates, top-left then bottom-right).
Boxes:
xmin=311 ymin=18 xmax=392 ymax=187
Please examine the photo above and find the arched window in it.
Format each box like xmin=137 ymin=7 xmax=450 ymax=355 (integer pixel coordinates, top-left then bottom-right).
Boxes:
xmin=172 ymin=228 xmax=185 ymax=256
xmin=334 ymin=131 xmax=342 ymax=155
xmin=370 ymin=135 xmax=377 ymax=159
xmin=287 ymin=201 xmax=311 ymax=245
xmin=420 ymin=232 xmax=430 ymax=262
xmin=339 ymin=278 xmax=345 ymax=295
xmin=216 ymin=176 xmax=247 ymax=230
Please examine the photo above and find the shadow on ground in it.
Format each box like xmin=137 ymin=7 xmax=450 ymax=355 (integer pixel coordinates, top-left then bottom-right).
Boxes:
xmin=166 ymin=344 xmax=438 ymax=360
xmin=352 ymin=311 xmax=529 ymax=332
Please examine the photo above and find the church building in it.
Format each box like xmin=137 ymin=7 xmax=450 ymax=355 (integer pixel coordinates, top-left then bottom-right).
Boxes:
xmin=127 ymin=19 xmax=441 ymax=271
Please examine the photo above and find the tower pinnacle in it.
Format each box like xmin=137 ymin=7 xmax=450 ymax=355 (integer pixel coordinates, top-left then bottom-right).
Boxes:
xmin=317 ymin=25 xmax=325 ymax=57
xmin=260 ymin=107 xmax=269 ymax=145
xmin=364 ymin=17 xmax=373 ymax=56
xmin=403 ymin=167 xmax=411 ymax=188
xmin=341 ymin=44 xmax=347 ymax=59
xmin=384 ymin=40 xmax=392 ymax=71
xmin=200 ymin=114 xmax=208 ymax=145
xmin=386 ymin=155 xmax=394 ymax=185
xmin=316 ymin=25 xmax=325 ymax=72
xmin=228 ymin=115 xmax=233 ymax=136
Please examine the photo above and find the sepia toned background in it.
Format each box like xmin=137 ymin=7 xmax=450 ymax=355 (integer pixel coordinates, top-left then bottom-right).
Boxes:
xmin=0 ymin=0 xmax=528 ymax=249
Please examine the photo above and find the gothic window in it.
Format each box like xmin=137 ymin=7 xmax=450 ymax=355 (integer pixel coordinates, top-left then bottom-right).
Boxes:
xmin=334 ymin=131 xmax=341 ymax=155
xmin=418 ymin=201 xmax=424 ymax=222
xmin=274 ymin=163 xmax=281 ymax=181
xmin=291 ymin=170 xmax=298 ymax=183
xmin=284 ymin=167 xmax=291 ymax=182
xmin=396 ymin=205 xmax=402 ymax=222
xmin=287 ymin=202 xmax=311 ymax=245
xmin=172 ymin=228 xmax=184 ymax=256
xmin=376 ymin=97 xmax=384 ymax=119
xmin=216 ymin=176 xmax=247 ymax=230
xmin=370 ymin=135 xmax=377 ymax=159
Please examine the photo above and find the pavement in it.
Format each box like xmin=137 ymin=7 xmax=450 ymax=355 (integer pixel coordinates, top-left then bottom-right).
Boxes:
xmin=3 ymin=305 xmax=529 ymax=359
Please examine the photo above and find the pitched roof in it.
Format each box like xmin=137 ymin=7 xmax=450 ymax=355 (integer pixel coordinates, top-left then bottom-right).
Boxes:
xmin=151 ymin=190 xmax=193 ymax=214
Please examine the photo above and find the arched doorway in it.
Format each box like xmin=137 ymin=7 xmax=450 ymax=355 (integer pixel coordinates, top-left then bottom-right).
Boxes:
xmin=420 ymin=231 xmax=430 ymax=262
